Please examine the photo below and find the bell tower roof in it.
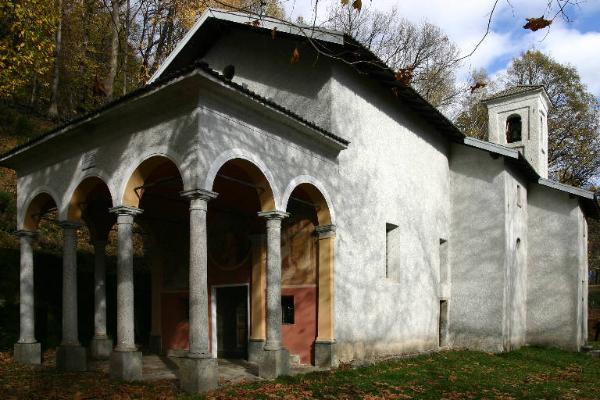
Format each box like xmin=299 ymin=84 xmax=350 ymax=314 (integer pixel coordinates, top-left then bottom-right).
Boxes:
xmin=482 ymin=85 xmax=550 ymax=106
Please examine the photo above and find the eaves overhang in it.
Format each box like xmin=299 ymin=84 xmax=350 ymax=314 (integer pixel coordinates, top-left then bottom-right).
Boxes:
xmin=0 ymin=61 xmax=348 ymax=168
xmin=461 ymin=136 xmax=599 ymax=218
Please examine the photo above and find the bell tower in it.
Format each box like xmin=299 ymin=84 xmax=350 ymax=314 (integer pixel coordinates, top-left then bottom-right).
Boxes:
xmin=483 ymin=85 xmax=551 ymax=179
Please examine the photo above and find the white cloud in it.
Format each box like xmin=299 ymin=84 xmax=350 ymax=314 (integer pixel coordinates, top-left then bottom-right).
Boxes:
xmin=281 ymin=0 xmax=600 ymax=96
xmin=537 ymin=25 xmax=600 ymax=95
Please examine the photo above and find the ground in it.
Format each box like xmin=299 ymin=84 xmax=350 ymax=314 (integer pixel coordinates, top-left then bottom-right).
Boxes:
xmin=2 ymin=347 xmax=600 ymax=399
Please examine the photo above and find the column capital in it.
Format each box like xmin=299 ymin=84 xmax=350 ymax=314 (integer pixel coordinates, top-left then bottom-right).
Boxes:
xmin=58 ymin=221 xmax=83 ymax=230
xmin=315 ymin=224 xmax=336 ymax=239
xmin=109 ymin=206 xmax=143 ymax=217
xmin=180 ymin=189 xmax=218 ymax=201
xmin=257 ymin=210 xmax=290 ymax=220
xmin=15 ymin=229 xmax=36 ymax=238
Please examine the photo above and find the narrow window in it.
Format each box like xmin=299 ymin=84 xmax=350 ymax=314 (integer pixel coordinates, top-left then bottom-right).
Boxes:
xmin=517 ymin=185 xmax=522 ymax=208
xmin=281 ymin=296 xmax=294 ymax=324
xmin=439 ymin=239 xmax=449 ymax=284
xmin=386 ymin=223 xmax=399 ymax=279
xmin=439 ymin=300 xmax=448 ymax=347
xmin=506 ymin=115 xmax=522 ymax=143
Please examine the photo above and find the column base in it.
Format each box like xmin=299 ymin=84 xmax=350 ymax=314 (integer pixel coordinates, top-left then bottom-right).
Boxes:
xmin=179 ymin=356 xmax=218 ymax=393
xmin=56 ymin=344 xmax=87 ymax=372
xmin=14 ymin=342 xmax=41 ymax=365
xmin=149 ymin=335 xmax=162 ymax=355
xmin=314 ymin=340 xmax=337 ymax=368
xmin=110 ymin=350 xmax=142 ymax=381
xmin=259 ymin=348 xmax=290 ymax=379
xmin=90 ymin=336 xmax=113 ymax=360
xmin=248 ymin=339 xmax=265 ymax=364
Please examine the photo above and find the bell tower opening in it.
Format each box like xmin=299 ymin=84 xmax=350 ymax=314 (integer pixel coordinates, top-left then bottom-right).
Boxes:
xmin=506 ymin=114 xmax=522 ymax=143
xmin=482 ymin=85 xmax=551 ymax=179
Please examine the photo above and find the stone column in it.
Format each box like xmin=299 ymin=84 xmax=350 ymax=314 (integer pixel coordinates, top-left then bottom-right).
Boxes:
xmin=179 ymin=189 xmax=218 ymax=393
xmin=90 ymin=240 xmax=112 ymax=359
xmin=257 ymin=210 xmax=290 ymax=379
xmin=13 ymin=230 xmax=41 ymax=365
xmin=315 ymin=224 xmax=337 ymax=368
xmin=109 ymin=206 xmax=143 ymax=381
xmin=248 ymin=234 xmax=267 ymax=364
xmin=56 ymin=221 xmax=87 ymax=372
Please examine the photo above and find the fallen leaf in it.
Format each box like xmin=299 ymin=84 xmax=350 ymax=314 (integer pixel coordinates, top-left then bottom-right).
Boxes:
xmin=470 ymin=81 xmax=487 ymax=93
xmin=395 ymin=65 xmax=415 ymax=85
xmin=290 ymin=47 xmax=300 ymax=64
xmin=523 ymin=16 xmax=552 ymax=31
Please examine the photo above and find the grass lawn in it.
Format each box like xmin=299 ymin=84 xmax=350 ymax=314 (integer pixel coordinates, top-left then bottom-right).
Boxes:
xmin=2 ymin=347 xmax=600 ymax=399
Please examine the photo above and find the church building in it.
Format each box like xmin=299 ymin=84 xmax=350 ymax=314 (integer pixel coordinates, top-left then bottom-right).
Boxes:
xmin=1 ymin=9 xmax=596 ymax=393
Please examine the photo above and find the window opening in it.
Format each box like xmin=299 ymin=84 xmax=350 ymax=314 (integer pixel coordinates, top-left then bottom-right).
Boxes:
xmin=386 ymin=223 xmax=399 ymax=279
xmin=506 ymin=115 xmax=522 ymax=143
xmin=439 ymin=238 xmax=449 ymax=284
xmin=282 ymin=296 xmax=294 ymax=324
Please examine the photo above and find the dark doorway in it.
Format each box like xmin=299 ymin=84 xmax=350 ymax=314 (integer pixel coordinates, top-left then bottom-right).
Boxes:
xmin=216 ymin=286 xmax=248 ymax=358
xmin=439 ymin=300 xmax=448 ymax=347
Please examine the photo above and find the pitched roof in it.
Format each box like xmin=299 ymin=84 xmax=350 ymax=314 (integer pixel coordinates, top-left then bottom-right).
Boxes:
xmin=0 ymin=61 xmax=348 ymax=165
xmin=483 ymin=85 xmax=546 ymax=103
xmin=150 ymin=9 xmax=465 ymax=141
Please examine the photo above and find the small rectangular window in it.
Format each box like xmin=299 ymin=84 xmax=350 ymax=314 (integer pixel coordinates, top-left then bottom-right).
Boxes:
xmin=281 ymin=296 xmax=294 ymax=324
xmin=517 ymin=185 xmax=522 ymax=208
xmin=386 ymin=223 xmax=399 ymax=279
xmin=439 ymin=238 xmax=448 ymax=284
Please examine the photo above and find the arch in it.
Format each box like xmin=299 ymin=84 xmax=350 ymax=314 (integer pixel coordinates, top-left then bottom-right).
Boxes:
xmin=204 ymin=149 xmax=280 ymax=211
xmin=506 ymin=114 xmax=522 ymax=143
xmin=120 ymin=154 xmax=185 ymax=208
xmin=21 ymin=190 xmax=59 ymax=231
xmin=282 ymin=176 xmax=335 ymax=226
xmin=65 ymin=176 xmax=114 ymax=241
xmin=62 ymin=173 xmax=115 ymax=220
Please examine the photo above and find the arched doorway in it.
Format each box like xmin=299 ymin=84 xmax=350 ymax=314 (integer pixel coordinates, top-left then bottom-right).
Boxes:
xmin=67 ymin=177 xmax=114 ymax=360
xmin=14 ymin=192 xmax=60 ymax=365
xmin=122 ymin=156 xmax=187 ymax=356
xmin=207 ymin=158 xmax=276 ymax=361
xmin=283 ymin=182 xmax=335 ymax=367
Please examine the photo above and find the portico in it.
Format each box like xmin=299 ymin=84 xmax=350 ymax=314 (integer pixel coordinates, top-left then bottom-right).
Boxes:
xmin=4 ymin=54 xmax=344 ymax=393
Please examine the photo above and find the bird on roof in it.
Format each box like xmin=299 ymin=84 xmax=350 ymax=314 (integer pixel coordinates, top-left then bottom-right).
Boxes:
xmin=222 ymin=65 xmax=235 ymax=81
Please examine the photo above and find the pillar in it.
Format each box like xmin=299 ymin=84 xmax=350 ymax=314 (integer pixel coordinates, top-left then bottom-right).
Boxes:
xmin=90 ymin=239 xmax=113 ymax=360
xmin=13 ymin=230 xmax=41 ymax=365
xmin=178 ymin=189 xmax=219 ymax=393
xmin=248 ymin=234 xmax=267 ymax=363
xmin=109 ymin=206 xmax=143 ymax=381
xmin=257 ymin=210 xmax=290 ymax=379
xmin=314 ymin=224 xmax=337 ymax=368
xmin=56 ymin=221 xmax=87 ymax=372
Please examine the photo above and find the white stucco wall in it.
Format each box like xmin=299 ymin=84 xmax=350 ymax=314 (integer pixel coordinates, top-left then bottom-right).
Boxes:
xmin=503 ymin=167 xmax=528 ymax=350
xmin=449 ymin=144 xmax=506 ymax=351
xmin=202 ymin=29 xmax=333 ymax=131
xmin=527 ymin=184 xmax=586 ymax=350
xmin=329 ymin=64 xmax=450 ymax=361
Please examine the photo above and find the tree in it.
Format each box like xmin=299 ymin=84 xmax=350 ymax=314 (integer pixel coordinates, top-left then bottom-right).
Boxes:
xmin=324 ymin=4 xmax=460 ymax=111
xmin=454 ymin=69 xmax=496 ymax=140
xmin=503 ymin=51 xmax=600 ymax=186
xmin=456 ymin=50 xmax=600 ymax=188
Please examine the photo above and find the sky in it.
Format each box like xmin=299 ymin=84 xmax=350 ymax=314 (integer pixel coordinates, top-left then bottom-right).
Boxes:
xmin=280 ymin=0 xmax=600 ymax=97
